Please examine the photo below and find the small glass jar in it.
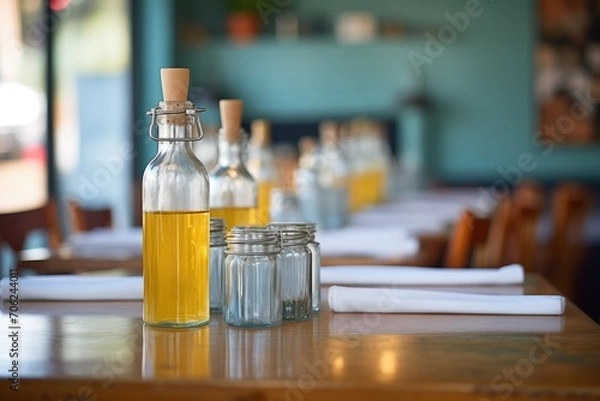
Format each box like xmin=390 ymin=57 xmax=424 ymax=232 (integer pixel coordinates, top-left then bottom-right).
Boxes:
xmin=210 ymin=217 xmax=227 ymax=314
xmin=224 ymin=227 xmax=282 ymax=328
xmin=304 ymin=223 xmax=321 ymax=313
xmin=269 ymin=223 xmax=312 ymax=321
xmin=269 ymin=222 xmax=320 ymax=313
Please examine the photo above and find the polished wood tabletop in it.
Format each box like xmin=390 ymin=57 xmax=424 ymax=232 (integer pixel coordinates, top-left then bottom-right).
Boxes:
xmin=18 ymin=247 xmax=143 ymax=275
xmin=1 ymin=275 xmax=599 ymax=401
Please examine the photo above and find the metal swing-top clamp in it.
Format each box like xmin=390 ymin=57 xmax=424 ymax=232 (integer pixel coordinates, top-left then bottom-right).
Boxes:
xmin=146 ymin=105 xmax=206 ymax=142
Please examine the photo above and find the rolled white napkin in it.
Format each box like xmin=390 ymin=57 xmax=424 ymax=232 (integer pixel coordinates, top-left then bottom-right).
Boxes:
xmin=321 ymin=264 xmax=524 ymax=286
xmin=0 ymin=276 xmax=142 ymax=301
xmin=328 ymin=286 xmax=565 ymax=315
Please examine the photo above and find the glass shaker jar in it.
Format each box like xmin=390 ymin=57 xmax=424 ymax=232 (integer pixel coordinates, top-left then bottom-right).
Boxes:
xmin=269 ymin=222 xmax=320 ymax=313
xmin=224 ymin=226 xmax=282 ymax=328
xmin=210 ymin=217 xmax=226 ymax=314
xmin=269 ymin=223 xmax=312 ymax=321
xmin=142 ymin=68 xmax=210 ymax=328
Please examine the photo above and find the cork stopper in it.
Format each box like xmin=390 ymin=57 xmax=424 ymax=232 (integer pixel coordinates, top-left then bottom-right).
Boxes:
xmin=298 ymin=136 xmax=317 ymax=154
xmin=219 ymin=99 xmax=243 ymax=141
xmin=251 ymin=119 xmax=271 ymax=147
xmin=161 ymin=68 xmax=189 ymax=102
xmin=319 ymin=120 xmax=339 ymax=144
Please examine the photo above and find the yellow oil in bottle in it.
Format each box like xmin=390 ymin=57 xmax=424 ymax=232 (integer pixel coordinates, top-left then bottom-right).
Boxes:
xmin=143 ymin=210 xmax=210 ymax=327
xmin=348 ymin=174 xmax=361 ymax=213
xmin=211 ymin=207 xmax=257 ymax=230
xmin=365 ymin=169 xmax=379 ymax=206
xmin=351 ymin=172 xmax=370 ymax=212
xmin=256 ymin=181 xmax=274 ymax=225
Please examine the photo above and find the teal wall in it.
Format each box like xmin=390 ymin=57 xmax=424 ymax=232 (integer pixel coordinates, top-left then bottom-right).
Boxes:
xmin=138 ymin=0 xmax=600 ymax=184
xmin=132 ymin=0 xmax=175 ymax=177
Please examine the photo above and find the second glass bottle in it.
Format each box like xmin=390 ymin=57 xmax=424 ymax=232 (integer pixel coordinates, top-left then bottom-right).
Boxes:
xmin=209 ymin=99 xmax=258 ymax=230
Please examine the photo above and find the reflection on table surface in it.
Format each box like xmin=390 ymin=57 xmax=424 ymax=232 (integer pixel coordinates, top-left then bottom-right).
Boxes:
xmin=2 ymin=275 xmax=599 ymax=395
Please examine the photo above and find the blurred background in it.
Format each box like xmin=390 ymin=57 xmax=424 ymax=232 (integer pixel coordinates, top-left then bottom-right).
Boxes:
xmin=0 ymin=0 xmax=599 ymax=316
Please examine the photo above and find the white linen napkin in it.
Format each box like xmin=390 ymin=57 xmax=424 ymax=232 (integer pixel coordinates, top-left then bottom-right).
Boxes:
xmin=317 ymin=227 xmax=419 ymax=258
xmin=347 ymin=213 xmax=448 ymax=232
xmin=0 ymin=276 xmax=142 ymax=301
xmin=328 ymin=286 xmax=565 ymax=315
xmin=321 ymin=264 xmax=524 ymax=286
xmin=68 ymin=228 xmax=142 ymax=257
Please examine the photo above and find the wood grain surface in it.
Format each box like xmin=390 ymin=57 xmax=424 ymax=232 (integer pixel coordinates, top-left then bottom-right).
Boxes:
xmin=1 ymin=275 xmax=599 ymax=401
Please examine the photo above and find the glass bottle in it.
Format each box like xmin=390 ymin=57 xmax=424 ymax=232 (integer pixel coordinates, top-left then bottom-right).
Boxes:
xmin=269 ymin=221 xmax=320 ymax=313
xmin=372 ymin=121 xmax=393 ymax=202
xmin=210 ymin=99 xmax=258 ymax=230
xmin=223 ymin=226 xmax=282 ymax=328
xmin=294 ymin=136 xmax=324 ymax=229
xmin=270 ymin=187 xmax=302 ymax=222
xmin=142 ymin=68 xmax=210 ymax=327
xmin=318 ymin=121 xmax=349 ymax=229
xmin=269 ymin=223 xmax=312 ymax=321
xmin=356 ymin=119 xmax=383 ymax=207
xmin=342 ymin=120 xmax=367 ymax=212
xmin=247 ymin=119 xmax=277 ymax=225
xmin=209 ymin=217 xmax=226 ymax=314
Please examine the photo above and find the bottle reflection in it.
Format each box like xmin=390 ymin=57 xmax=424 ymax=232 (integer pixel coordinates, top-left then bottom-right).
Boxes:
xmin=142 ymin=324 xmax=210 ymax=379
xmin=225 ymin=326 xmax=283 ymax=379
xmin=224 ymin=321 xmax=321 ymax=380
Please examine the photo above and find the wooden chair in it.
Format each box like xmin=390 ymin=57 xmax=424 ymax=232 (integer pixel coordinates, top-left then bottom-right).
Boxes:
xmin=477 ymin=182 xmax=545 ymax=270
xmin=443 ymin=209 xmax=492 ymax=268
xmin=67 ymin=199 xmax=113 ymax=233
xmin=545 ymin=182 xmax=593 ymax=300
xmin=0 ymin=200 xmax=61 ymax=256
xmin=479 ymin=195 xmax=512 ymax=267
xmin=506 ymin=182 xmax=545 ymax=271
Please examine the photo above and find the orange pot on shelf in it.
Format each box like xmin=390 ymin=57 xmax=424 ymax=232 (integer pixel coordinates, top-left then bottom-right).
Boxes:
xmin=226 ymin=12 xmax=261 ymax=43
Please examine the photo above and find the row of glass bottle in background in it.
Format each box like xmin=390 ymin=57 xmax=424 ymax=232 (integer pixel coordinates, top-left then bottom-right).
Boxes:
xmin=195 ymin=117 xmax=394 ymax=230
xmin=210 ymin=219 xmax=321 ymax=328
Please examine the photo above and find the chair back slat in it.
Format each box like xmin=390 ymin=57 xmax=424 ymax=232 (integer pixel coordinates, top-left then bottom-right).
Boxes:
xmin=444 ymin=209 xmax=491 ymax=268
xmin=0 ymin=200 xmax=61 ymax=254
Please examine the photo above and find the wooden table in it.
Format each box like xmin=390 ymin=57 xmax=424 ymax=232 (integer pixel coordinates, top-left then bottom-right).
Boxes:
xmin=17 ymin=252 xmax=442 ymax=273
xmin=1 ymin=275 xmax=599 ymax=400
xmin=17 ymin=231 xmax=449 ymax=274
xmin=17 ymin=247 xmax=143 ymax=275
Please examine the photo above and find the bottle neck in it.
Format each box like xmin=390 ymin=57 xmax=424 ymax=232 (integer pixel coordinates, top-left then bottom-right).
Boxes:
xmin=156 ymin=121 xmax=195 ymax=153
xmin=217 ymin=131 xmax=245 ymax=167
xmin=157 ymin=141 xmax=192 ymax=153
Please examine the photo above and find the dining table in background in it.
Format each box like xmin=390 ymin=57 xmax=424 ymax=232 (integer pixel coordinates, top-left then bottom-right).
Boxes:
xmin=1 ymin=274 xmax=599 ymax=401
xmin=16 ymin=188 xmax=487 ymax=274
